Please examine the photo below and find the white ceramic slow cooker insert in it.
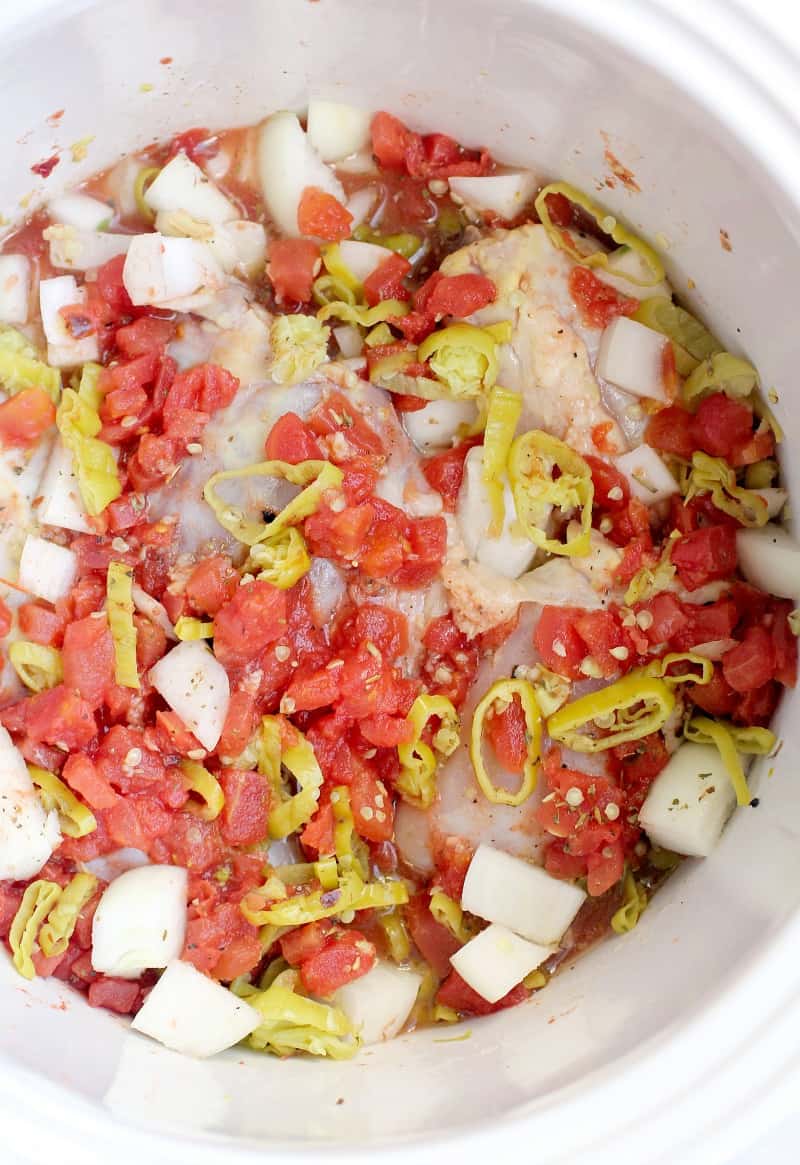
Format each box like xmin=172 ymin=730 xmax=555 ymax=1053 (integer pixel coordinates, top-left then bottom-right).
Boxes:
xmin=1 ymin=2 xmax=799 ymax=1163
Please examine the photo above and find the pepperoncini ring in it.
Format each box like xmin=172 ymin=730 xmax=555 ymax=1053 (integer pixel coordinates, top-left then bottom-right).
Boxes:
xmin=470 ymin=678 xmax=542 ymax=806
xmin=547 ymin=672 xmax=675 ymax=752
xmin=508 ymin=429 xmax=594 ymax=557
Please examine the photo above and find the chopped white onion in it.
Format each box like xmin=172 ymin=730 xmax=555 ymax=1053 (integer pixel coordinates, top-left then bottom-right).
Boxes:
xmin=37 ymin=440 xmax=92 ymax=533
xmin=0 ymin=254 xmax=31 ymax=324
xmin=690 ymin=638 xmax=738 ymax=661
xmin=461 ymin=843 xmax=586 ymax=946
xmin=131 ymin=583 xmax=178 ymax=641
xmin=753 ymin=487 xmax=788 ymax=521
xmin=615 ymin=445 xmax=679 ymax=505
xmin=450 ymin=924 xmax=554 ymax=1003
xmin=131 ymin=959 xmax=261 ymax=1057
xmin=106 ymin=155 xmax=143 ymax=219
xmin=516 ymin=557 xmax=605 ymax=610
xmin=47 ymin=226 xmax=131 ymax=273
xmin=307 ymin=557 xmax=347 ymax=624
xmin=449 ymin=172 xmax=538 ymax=221
xmin=91 ymin=865 xmax=188 ymax=979
xmin=0 ymin=725 xmax=61 ymax=880
xmin=307 ymin=100 xmax=372 ymax=163
xmin=593 ymin=248 xmax=672 ymax=301
xmin=334 ymin=961 xmax=422 ymax=1044
xmin=639 ymin=742 xmax=737 ymax=857
xmin=346 ymin=187 xmax=380 ymax=230
xmin=144 ymin=152 xmax=237 ymax=225
xmin=47 ymin=192 xmax=113 ymax=232
xmin=122 ymin=233 xmax=225 ymax=308
xmin=257 ymin=111 xmax=345 ymax=237
xmin=207 ymin=220 xmax=267 ymax=278
xmin=332 ymin=324 xmax=363 ymax=358
xmin=568 ymin=525 xmax=622 ymax=590
xmin=336 ymin=239 xmax=393 ymax=283
xmin=18 ymin=534 xmax=78 ymax=604
xmin=736 ymin=524 xmax=800 ymax=599
xmin=149 ymin=640 xmax=230 ymax=750
xmin=596 ymin=316 xmax=668 ymax=401
xmin=39 ymin=275 xmax=99 ymax=367
xmin=403 ymin=398 xmax=477 ymax=454
xmin=457 ymin=446 xmax=536 ymax=579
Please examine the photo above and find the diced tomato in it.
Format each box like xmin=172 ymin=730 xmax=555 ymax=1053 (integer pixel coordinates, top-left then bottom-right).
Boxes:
xmin=336 ymin=605 xmax=409 ymax=659
xmin=614 ymin=534 xmax=656 ymax=587
xmin=0 ymin=596 xmax=11 ymax=639
xmin=280 ymin=919 xmax=336 ymax=966
xmin=150 ymin=810 xmax=225 ymax=872
xmin=585 ymin=454 xmax=630 ymax=511
xmin=114 ymin=316 xmax=176 ymax=358
xmin=544 ymin=191 xmax=573 ymax=228
xmin=421 ymin=614 xmax=479 ymax=708
xmin=87 ymin=977 xmax=140 ymax=1014
xmin=636 ymin=592 xmax=688 ymax=645
xmin=568 ymin=266 xmax=639 ymax=329
xmin=162 ymin=363 xmax=239 ymax=440
xmin=24 ymin=685 xmax=97 ymax=749
xmin=415 ymin=273 xmax=496 ymax=319
xmin=297 ymin=186 xmax=353 ymax=241
xmin=360 ymin=712 xmax=414 ymax=747
xmin=534 ymin=606 xmax=587 ymax=680
xmin=363 ymin=252 xmax=411 ymax=306
xmin=371 ymin=111 xmax=420 ymax=171
xmin=126 ymin=432 xmax=179 ymax=491
xmin=586 ymin=840 xmax=626 ymax=896
xmin=284 ymin=665 xmax=341 ymax=712
xmin=61 ymin=753 xmax=118 ymax=810
xmin=772 ymin=600 xmax=798 ymax=688
xmin=671 ymin=525 xmax=737 ymax=591
xmin=645 ymin=404 xmax=695 ymax=460
xmin=722 ymin=626 xmax=776 ymax=692
xmin=183 ymin=901 xmax=260 ymax=981
xmin=167 ymin=127 xmax=218 ymax=162
xmin=609 ymin=733 xmax=670 ymax=810
xmin=350 ymin=765 xmax=394 ymax=842
xmin=730 ymin=427 xmax=774 ymax=468
xmin=689 ymin=392 xmax=753 ymax=459
xmin=672 ymin=598 xmax=739 ymax=651
xmin=264 ymin=412 xmax=323 ymax=463
xmin=95 ymin=254 xmax=133 ymax=316
xmin=404 ymin=893 xmax=461 ymax=977
xmin=300 ymin=800 xmax=335 ymax=856
xmin=267 ymin=237 xmax=320 ymax=304
xmin=299 ymin=930 xmax=377 ymax=996
xmin=304 ymin=502 xmax=375 ymax=561
xmin=437 ymin=970 xmax=529 ymax=1017
xmin=218 ymin=768 xmax=269 ymax=847
xmin=185 ymin=555 xmax=238 ymax=617
xmin=17 ymin=602 xmax=66 ymax=647
xmin=606 ymin=497 xmax=652 ymax=550
xmin=61 ymin=614 xmax=115 ymax=708
xmin=216 ymin=688 xmax=258 ymax=759
xmin=309 ymin=390 xmax=384 ymax=458
xmin=0 ymin=387 xmax=55 ymax=447
xmin=212 ymin=581 xmax=287 ymax=669
xmin=734 ymin=680 xmax=781 ymax=727
xmin=484 ymin=695 xmax=528 ymax=774
xmin=689 ymin=665 xmax=737 ymax=717
xmin=543 ymin=839 xmax=588 ymax=881
xmin=422 ymin=440 xmax=478 ymax=511
xmin=574 ymin=609 xmax=636 ymax=678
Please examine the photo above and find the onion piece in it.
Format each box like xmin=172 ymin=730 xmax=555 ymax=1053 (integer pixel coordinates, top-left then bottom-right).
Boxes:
xmin=596 ymin=316 xmax=669 ymax=401
xmin=144 ymin=152 xmax=238 ymax=225
xmin=306 ymin=100 xmax=372 ymax=162
xmin=0 ymin=725 xmax=61 ymax=880
xmin=690 ymin=638 xmax=738 ymax=661
xmin=47 ymin=192 xmax=113 ymax=232
xmin=336 ymin=239 xmax=393 ymax=283
xmin=449 ymin=173 xmax=537 ymax=221
xmin=131 ymin=959 xmax=261 ymax=1057
xmin=461 ymin=843 xmax=586 ymax=945
xmin=403 ymin=398 xmax=477 ymax=454
xmin=39 ymin=275 xmax=99 ymax=367
xmin=37 ymin=440 xmax=92 ymax=533
xmin=332 ymin=324 xmax=363 ymax=359
xmin=450 ymin=923 xmax=554 ymax=1003
xmin=638 ymin=742 xmax=736 ymax=856
xmin=122 ymin=233 xmax=225 ymax=308
xmin=149 ymin=640 xmax=230 ymax=750
xmin=18 ymin=534 xmax=78 ymax=604
xmin=457 ymin=446 xmax=536 ymax=579
xmin=91 ymin=865 xmax=188 ymax=979
xmin=47 ymin=226 xmax=131 ymax=272
xmin=131 ymin=583 xmax=178 ymax=641
xmin=207 ymin=220 xmax=267 ymax=279
xmin=736 ymin=524 xmax=800 ymax=599
xmin=334 ymin=961 xmax=422 ymax=1044
xmin=752 ymin=487 xmax=788 ymax=520
xmin=346 ymin=187 xmax=380 ymax=230
xmin=257 ymin=111 xmax=345 ymax=237
xmin=615 ymin=444 xmax=679 ymax=505
xmin=0 ymin=254 xmax=31 ymax=324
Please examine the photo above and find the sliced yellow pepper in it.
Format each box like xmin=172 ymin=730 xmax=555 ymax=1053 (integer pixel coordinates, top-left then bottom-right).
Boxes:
xmin=8 ymin=642 xmax=63 ymax=692
xmin=379 ymin=910 xmax=411 ymax=963
xmin=134 ymin=166 xmax=160 ymax=222
xmin=56 ymin=364 xmax=121 ymax=516
xmin=29 ymin=765 xmax=97 ymax=838
xmin=317 ymin=298 xmax=409 ymax=328
xmin=242 ymin=870 xmax=408 ymax=927
xmin=482 ymin=384 xmax=522 ymax=537
xmin=180 ymin=759 xmax=226 ymax=821
xmin=683 ymin=352 xmax=758 ymax=405
xmin=331 ymin=785 xmax=369 ymax=880
xmin=429 ymin=891 xmax=473 ymax=944
xmin=611 ymin=870 xmax=648 ymax=935
xmin=684 ymin=716 xmax=775 ymax=807
xmin=173 ymin=616 xmax=214 ymax=640
xmin=683 ymin=452 xmax=769 ymax=528
xmin=39 ymin=872 xmax=98 ymax=958
xmin=547 ymin=672 xmax=675 ymax=753
xmin=204 ymin=459 xmax=343 ymax=547
xmin=417 ymin=323 xmax=501 ymax=397
xmin=9 ymin=880 xmax=62 ymax=979
xmin=396 ymin=694 xmax=460 ymax=810
xmin=643 ymin=652 xmax=713 ymax=687
xmin=508 ymin=429 xmax=594 ymax=557
xmin=268 ymin=729 xmax=324 ymax=840
xmin=535 ymin=182 xmax=665 ymax=287
xmin=632 ymin=297 xmax=721 ymax=376
xmin=0 ymin=325 xmax=61 ymax=402
xmin=470 ymin=678 xmax=542 ymax=806
xmin=248 ymin=527 xmax=311 ymax=589
xmin=107 ymin=561 xmax=139 ymax=689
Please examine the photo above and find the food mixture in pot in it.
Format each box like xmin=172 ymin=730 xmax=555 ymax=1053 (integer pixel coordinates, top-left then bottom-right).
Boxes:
xmin=0 ymin=104 xmax=795 ymax=1058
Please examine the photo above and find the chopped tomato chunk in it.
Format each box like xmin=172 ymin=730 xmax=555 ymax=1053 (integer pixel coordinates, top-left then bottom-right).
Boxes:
xmin=568 ymin=266 xmax=639 ymax=329
xmin=0 ymin=387 xmax=55 ymax=447
xmin=267 ymin=237 xmax=320 ymax=304
xmin=297 ymin=186 xmax=353 ymax=241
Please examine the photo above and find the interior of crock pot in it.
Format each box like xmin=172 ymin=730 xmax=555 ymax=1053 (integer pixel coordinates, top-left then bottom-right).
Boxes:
xmin=1 ymin=0 xmax=799 ymax=1154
